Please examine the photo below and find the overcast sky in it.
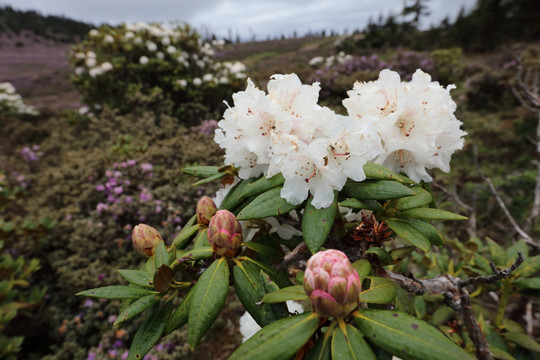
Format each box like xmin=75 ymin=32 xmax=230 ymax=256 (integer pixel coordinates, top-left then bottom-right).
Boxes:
xmin=1 ymin=0 xmax=476 ymax=41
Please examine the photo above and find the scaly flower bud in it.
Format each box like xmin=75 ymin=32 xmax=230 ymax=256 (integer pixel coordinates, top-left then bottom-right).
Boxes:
xmin=132 ymin=224 xmax=162 ymax=257
xmin=207 ymin=210 xmax=242 ymax=257
xmin=196 ymin=196 xmax=218 ymax=226
xmin=304 ymin=250 xmax=361 ymax=318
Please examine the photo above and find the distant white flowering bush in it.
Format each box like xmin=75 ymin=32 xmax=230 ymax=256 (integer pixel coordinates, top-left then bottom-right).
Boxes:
xmin=69 ymin=22 xmax=247 ymax=120
xmin=215 ymin=69 xmax=465 ymax=208
xmin=0 ymin=82 xmax=37 ymax=116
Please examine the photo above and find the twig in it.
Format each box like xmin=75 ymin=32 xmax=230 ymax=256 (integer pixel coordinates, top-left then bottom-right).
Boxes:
xmin=388 ymin=253 xmax=524 ymax=360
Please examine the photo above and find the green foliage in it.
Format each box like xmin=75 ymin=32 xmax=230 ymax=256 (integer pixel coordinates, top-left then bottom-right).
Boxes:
xmin=430 ymin=48 xmax=465 ymax=85
xmin=0 ymin=242 xmax=46 ymax=360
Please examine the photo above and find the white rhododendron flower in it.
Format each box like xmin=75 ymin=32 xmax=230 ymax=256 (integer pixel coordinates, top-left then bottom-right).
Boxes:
xmin=215 ymin=70 xmax=465 ymax=208
xmin=343 ymin=69 xmax=466 ymax=182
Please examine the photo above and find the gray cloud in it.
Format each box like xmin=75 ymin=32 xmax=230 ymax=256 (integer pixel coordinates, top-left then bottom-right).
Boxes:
xmin=0 ymin=0 xmax=475 ymax=40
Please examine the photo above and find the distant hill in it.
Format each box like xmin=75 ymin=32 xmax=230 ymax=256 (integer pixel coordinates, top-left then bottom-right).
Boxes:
xmin=0 ymin=5 xmax=95 ymax=44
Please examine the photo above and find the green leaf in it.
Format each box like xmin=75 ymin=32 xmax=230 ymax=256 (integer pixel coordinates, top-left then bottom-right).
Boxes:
xmin=237 ymin=187 xmax=301 ymax=220
xmin=363 ymin=162 xmax=415 ymax=184
xmin=515 ymin=277 xmax=540 ymax=290
xmin=506 ymin=239 xmax=529 ymax=263
xmin=385 ymin=218 xmax=430 ymax=252
xmin=302 ymin=193 xmax=338 ymax=253
xmin=354 ymin=309 xmax=474 ymax=360
xmin=228 ymin=312 xmax=320 ymax=360
xmin=490 ymin=347 xmax=516 ymax=360
xmin=219 ymin=178 xmax=253 ymax=211
xmin=306 ymin=327 xmax=332 ymax=360
xmin=114 ymin=294 xmax=160 ymax=326
xmin=243 ymin=242 xmax=281 ymax=260
xmin=188 ymin=258 xmax=230 ymax=349
xmin=398 ymin=208 xmax=467 ymax=221
xmin=171 ymin=224 xmax=202 ymax=249
xmin=192 ymin=229 xmax=210 ymax=249
xmin=407 ymin=219 xmax=444 ymax=246
xmin=236 ymin=173 xmax=285 ymax=200
xmin=338 ymin=198 xmax=382 ymax=212
xmin=332 ymin=324 xmax=376 ymax=360
xmin=394 ymin=187 xmax=433 ymax=211
xmin=183 ymin=166 xmax=220 ymax=177
xmin=154 ymin=241 xmax=170 ymax=269
xmin=192 ymin=172 xmax=227 ymax=186
xmin=342 ymin=180 xmax=415 ymax=200
xmin=118 ymin=270 xmax=154 ymax=289
xmin=389 ymin=246 xmax=416 ymax=264
xmin=394 ymin=287 xmax=414 ymax=315
xmin=414 ymin=296 xmax=426 ymax=319
xmin=515 ymin=255 xmax=540 ymax=278
xmin=486 ymin=238 xmax=509 ymax=266
xmin=164 ymin=288 xmax=194 ymax=335
xmin=503 ymin=332 xmax=540 ymax=353
xmin=262 ymin=285 xmax=309 ymax=304
xmin=365 ymin=247 xmax=393 ymax=265
xmin=352 ymin=259 xmax=371 ymax=281
xmin=358 ymin=277 xmax=397 ymax=304
xmin=430 ymin=306 xmax=454 ymax=326
xmin=240 ymin=257 xmax=293 ymax=289
xmin=177 ymin=246 xmax=213 ymax=262
xmin=76 ymin=286 xmax=157 ymax=299
xmin=127 ymin=301 xmax=172 ymax=360
xmin=233 ymin=261 xmax=288 ymax=327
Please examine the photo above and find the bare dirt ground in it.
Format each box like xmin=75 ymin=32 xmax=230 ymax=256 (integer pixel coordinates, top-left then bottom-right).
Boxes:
xmin=0 ymin=32 xmax=81 ymax=111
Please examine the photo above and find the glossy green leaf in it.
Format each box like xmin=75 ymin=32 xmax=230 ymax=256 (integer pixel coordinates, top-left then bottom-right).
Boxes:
xmin=164 ymin=288 xmax=194 ymax=335
xmin=243 ymin=242 xmax=281 ymax=260
xmin=192 ymin=229 xmax=210 ymax=249
xmin=154 ymin=241 xmax=170 ymax=270
xmin=503 ymin=332 xmax=540 ymax=353
xmin=365 ymin=247 xmax=393 ymax=265
xmin=338 ymin=198 xmax=382 ymax=211
xmin=398 ymin=208 xmax=467 ymax=221
xmin=183 ymin=166 xmax=220 ymax=177
xmin=506 ymin=239 xmax=529 ymax=262
xmin=76 ymin=286 xmax=157 ymax=299
xmin=240 ymin=257 xmax=293 ymax=289
xmin=490 ymin=347 xmax=516 ymax=360
xmin=219 ymin=178 xmax=254 ymax=211
xmin=394 ymin=187 xmax=433 ymax=211
xmin=177 ymin=246 xmax=213 ymax=262
xmin=188 ymin=258 xmax=229 ymax=349
xmin=262 ymin=285 xmax=309 ymax=304
xmin=171 ymin=224 xmax=202 ymax=249
xmin=515 ymin=277 xmax=540 ymax=290
xmin=358 ymin=277 xmax=397 ymax=304
xmin=407 ymin=219 xmax=444 ymax=246
xmin=385 ymin=218 xmax=430 ymax=252
xmin=414 ymin=296 xmax=426 ymax=319
xmin=515 ymin=255 xmax=540 ymax=278
xmin=127 ymin=301 xmax=172 ymax=360
xmin=302 ymin=193 xmax=338 ymax=253
xmin=237 ymin=187 xmax=301 ymax=220
xmin=192 ymin=172 xmax=227 ymax=186
xmin=236 ymin=173 xmax=285 ymax=200
xmin=342 ymin=180 xmax=415 ymax=200
xmin=233 ymin=261 xmax=288 ymax=327
xmin=228 ymin=312 xmax=320 ymax=360
xmin=354 ymin=309 xmax=474 ymax=360
xmin=118 ymin=269 xmax=154 ymax=289
xmin=352 ymin=259 xmax=371 ymax=281
xmin=114 ymin=294 xmax=160 ymax=326
xmin=363 ymin=162 xmax=415 ymax=184
xmin=332 ymin=324 xmax=376 ymax=360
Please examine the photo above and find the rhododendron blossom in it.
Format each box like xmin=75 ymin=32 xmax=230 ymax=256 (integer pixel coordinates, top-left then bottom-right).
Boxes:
xmin=215 ymin=70 xmax=465 ymax=208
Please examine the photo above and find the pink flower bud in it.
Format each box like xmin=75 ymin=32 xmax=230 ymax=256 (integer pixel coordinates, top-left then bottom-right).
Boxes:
xmin=304 ymin=250 xmax=361 ymax=318
xmin=196 ymin=196 xmax=218 ymax=226
xmin=132 ymin=224 xmax=163 ymax=257
xmin=207 ymin=210 xmax=242 ymax=257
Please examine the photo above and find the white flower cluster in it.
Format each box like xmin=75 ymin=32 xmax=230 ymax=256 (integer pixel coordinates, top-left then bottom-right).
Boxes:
xmin=71 ymin=22 xmax=247 ymax=86
xmin=0 ymin=82 xmax=38 ymax=115
xmin=309 ymin=51 xmax=353 ymax=67
xmin=215 ymin=69 xmax=465 ymax=209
